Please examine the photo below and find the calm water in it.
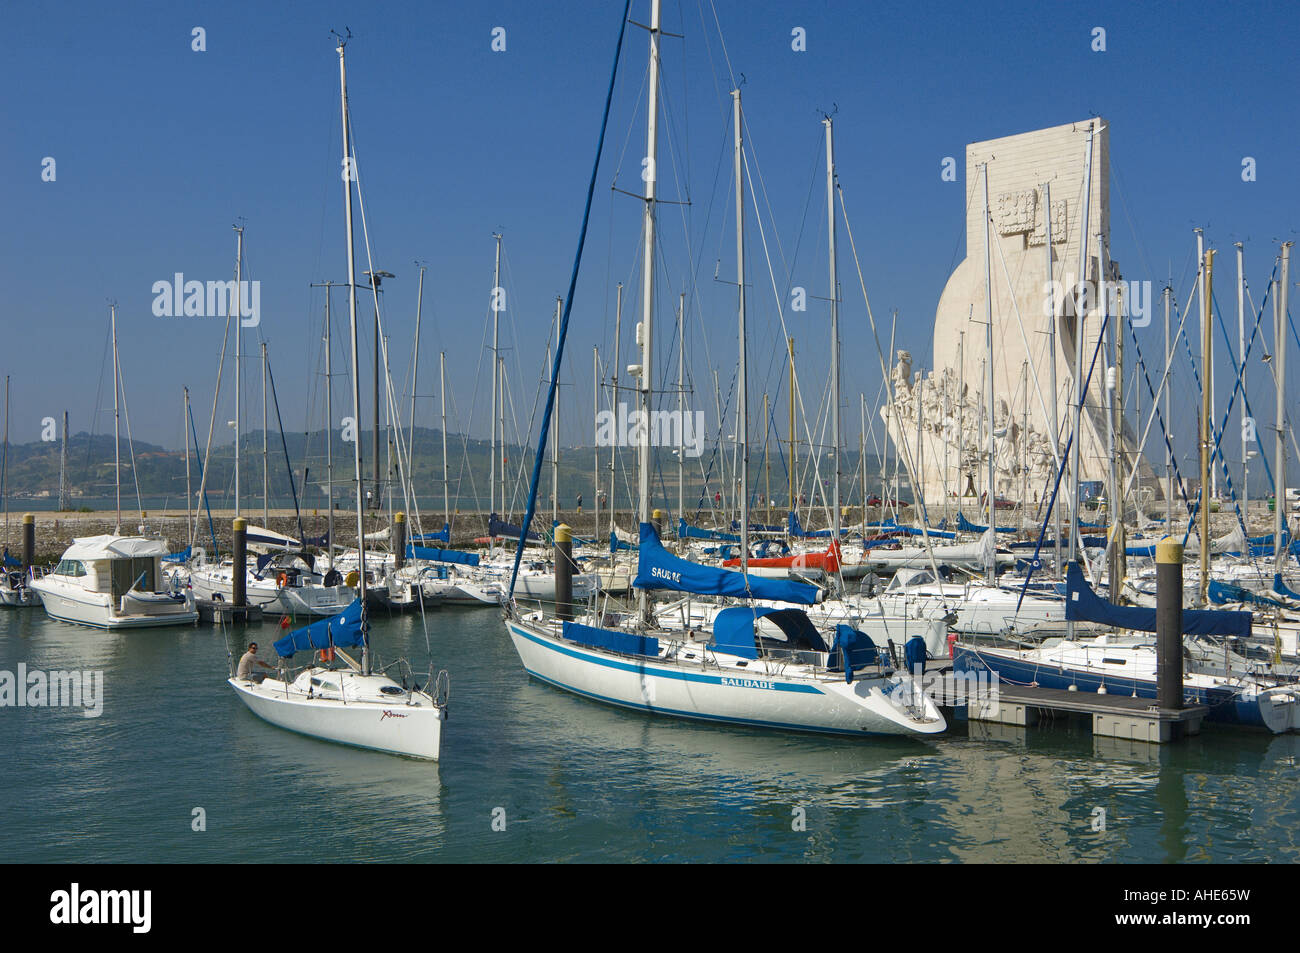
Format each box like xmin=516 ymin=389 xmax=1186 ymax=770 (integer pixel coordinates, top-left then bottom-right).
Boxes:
xmin=2 ymin=605 xmax=1298 ymax=863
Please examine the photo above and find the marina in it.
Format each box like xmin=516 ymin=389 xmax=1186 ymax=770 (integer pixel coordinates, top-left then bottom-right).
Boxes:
xmin=2 ymin=0 xmax=1297 ymax=890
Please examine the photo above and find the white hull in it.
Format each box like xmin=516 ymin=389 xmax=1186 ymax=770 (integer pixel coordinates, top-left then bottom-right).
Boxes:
xmin=229 ymin=672 xmax=444 ymax=760
xmin=506 ymin=616 xmax=945 ymax=737
xmin=190 ymin=568 xmax=353 ymax=617
xmin=32 ymin=580 xmax=197 ymax=629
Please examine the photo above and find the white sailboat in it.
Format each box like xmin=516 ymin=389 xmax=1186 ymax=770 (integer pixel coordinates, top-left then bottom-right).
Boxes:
xmin=503 ymin=17 xmax=943 ymax=739
xmin=229 ymin=34 xmax=447 ymax=760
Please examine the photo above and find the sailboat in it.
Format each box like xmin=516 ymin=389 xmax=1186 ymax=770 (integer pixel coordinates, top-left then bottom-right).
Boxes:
xmin=228 ymin=34 xmax=447 ymax=760
xmin=503 ymin=8 xmax=943 ymax=739
xmin=0 ymin=377 xmax=40 ymax=607
xmin=32 ymin=307 xmax=198 ymax=628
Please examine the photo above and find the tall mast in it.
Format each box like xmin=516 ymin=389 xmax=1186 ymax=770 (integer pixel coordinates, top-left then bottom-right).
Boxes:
xmin=766 ymin=392 xmax=774 ymax=525
xmin=1164 ymin=284 xmax=1173 ymax=528
xmin=183 ymin=392 xmax=192 ymax=549
xmin=440 ymin=350 xmax=449 ymax=530
xmin=677 ymin=291 xmax=685 ymax=541
xmin=1199 ymin=248 xmax=1216 ymax=605
xmin=490 ymin=233 xmax=502 ymax=556
xmin=411 ymin=264 xmax=426 ymax=441
xmin=1274 ymin=243 xmax=1292 ymax=576
xmin=2 ymin=376 xmax=8 ymax=542
xmin=734 ymin=89 xmax=749 ymax=572
xmin=111 ymin=304 xmax=121 ymax=534
xmin=262 ymin=341 xmax=269 ymax=527
xmin=636 ymin=0 xmax=662 ymax=623
xmin=337 ymin=36 xmax=370 ymax=669
xmin=233 ymin=226 xmax=243 ymax=517
xmin=59 ymin=410 xmax=69 ymax=513
xmin=1043 ymin=181 xmax=1061 ymax=574
xmin=609 ymin=283 xmax=622 ymax=538
xmin=787 ymin=336 xmax=795 ymax=514
xmin=325 ymin=286 xmax=335 ymax=564
xmin=594 ymin=345 xmax=601 ymax=540
xmin=981 ymin=163 xmax=995 ymax=584
xmin=1236 ymin=243 xmax=1246 ymax=515
xmin=1069 ymin=124 xmax=1094 ymax=568
xmin=824 ymin=115 xmax=841 ymax=543
xmin=552 ymin=296 xmax=562 ymax=528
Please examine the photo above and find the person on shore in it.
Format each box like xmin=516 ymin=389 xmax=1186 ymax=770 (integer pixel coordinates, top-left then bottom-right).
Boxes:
xmin=236 ymin=642 xmax=275 ymax=683
xmin=577 ymin=494 xmax=583 ymax=515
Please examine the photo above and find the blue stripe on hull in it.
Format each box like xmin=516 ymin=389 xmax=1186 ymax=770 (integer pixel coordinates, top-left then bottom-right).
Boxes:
xmin=952 ymin=647 xmax=1264 ymax=727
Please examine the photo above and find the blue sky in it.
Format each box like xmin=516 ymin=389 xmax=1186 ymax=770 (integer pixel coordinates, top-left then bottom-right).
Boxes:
xmin=3 ymin=0 xmax=1296 ymax=483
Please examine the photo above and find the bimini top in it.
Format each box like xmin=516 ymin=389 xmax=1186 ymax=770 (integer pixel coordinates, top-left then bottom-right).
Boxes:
xmin=1064 ymin=561 xmax=1251 ymax=639
xmin=62 ymin=535 xmax=171 ymax=561
xmin=712 ymin=606 xmax=829 ymax=660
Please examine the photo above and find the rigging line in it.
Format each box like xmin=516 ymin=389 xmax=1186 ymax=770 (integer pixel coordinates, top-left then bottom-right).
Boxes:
xmin=1124 ymin=321 xmax=1195 ymax=514
xmin=113 ymin=340 xmax=146 ymax=525
xmin=266 ymin=356 xmax=305 ymax=544
xmin=741 ymin=145 xmax=833 ymax=531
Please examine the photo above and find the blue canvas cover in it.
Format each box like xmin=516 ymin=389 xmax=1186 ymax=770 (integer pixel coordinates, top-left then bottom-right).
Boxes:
xmin=677 ymin=518 xmax=740 ymax=543
xmin=956 ymin=512 xmax=1015 ymax=534
xmin=634 ymin=523 xmax=821 ymax=605
xmin=406 ymin=545 xmax=480 ymax=567
xmin=610 ymin=529 xmax=637 ymax=553
xmin=828 ymin=624 xmax=881 ymax=683
xmin=561 ymin=621 xmax=659 ymax=658
xmin=1274 ymin=573 xmax=1300 ymax=601
xmin=163 ymin=546 xmax=191 ymax=563
xmin=1209 ymin=579 xmax=1288 ymax=608
xmin=1 ymin=548 xmax=19 ymax=568
xmin=273 ymin=598 xmax=366 ymax=657
xmin=489 ymin=513 xmax=540 ymax=541
xmin=412 ymin=523 xmax=451 ymax=544
xmin=1064 ymin=562 xmax=1252 ymax=639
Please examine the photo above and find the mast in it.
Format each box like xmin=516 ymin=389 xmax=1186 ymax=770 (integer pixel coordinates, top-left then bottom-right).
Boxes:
xmin=767 ymin=392 xmax=774 ymax=525
xmin=677 ymin=291 xmax=685 ymax=540
xmin=859 ymin=393 xmax=866 ymax=536
xmin=1043 ymin=181 xmax=1062 ymax=574
xmin=1199 ymin=248 xmax=1216 ymax=605
xmin=1274 ymin=243 xmax=1292 ymax=576
xmin=490 ymin=233 xmax=502 ymax=557
xmin=411 ymin=264 xmax=425 ymax=441
xmin=1068 ymin=124 xmax=1094 ymax=568
xmin=787 ymin=336 xmax=795 ymax=515
xmin=552 ymin=296 xmax=562 ymax=529
xmin=636 ymin=0 xmax=662 ymax=623
xmin=337 ymin=36 xmax=370 ymax=671
xmin=1236 ymin=243 xmax=1246 ymax=515
xmin=184 ymin=391 xmax=192 ymax=550
xmin=59 ymin=410 xmax=68 ymax=513
xmin=593 ymin=345 xmax=600 ymax=541
xmin=233 ymin=225 xmax=243 ymax=518
xmin=609 ymin=283 xmax=622 ymax=539
xmin=824 ymin=115 xmax=841 ymax=543
xmin=262 ymin=341 xmax=269 ymax=527
xmin=1164 ymin=283 xmax=1173 ymax=528
xmin=2 ymin=377 xmax=8 ymax=543
xmin=440 ymin=350 xmax=449 ymax=530
xmin=735 ymin=88 xmax=749 ymax=572
xmin=981 ymin=163 xmax=995 ymax=584
xmin=111 ymin=304 xmax=121 ymax=534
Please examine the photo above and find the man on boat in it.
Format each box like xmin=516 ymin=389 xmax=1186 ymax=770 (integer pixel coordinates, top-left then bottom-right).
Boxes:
xmin=236 ymin=642 xmax=275 ymax=682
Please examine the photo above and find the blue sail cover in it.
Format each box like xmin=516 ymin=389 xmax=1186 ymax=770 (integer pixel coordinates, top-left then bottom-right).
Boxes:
xmin=412 ymin=523 xmax=451 ymax=543
xmin=1208 ymin=579 xmax=1288 ymax=609
xmin=730 ymin=519 xmax=783 ymax=533
xmin=678 ymin=518 xmax=740 ymax=543
xmin=406 ymin=545 xmax=480 ymax=567
xmin=957 ymin=512 xmax=1016 ymax=534
xmin=1064 ymin=562 xmax=1252 ymax=639
xmin=875 ymin=517 xmax=958 ymax=540
xmin=610 ymin=529 xmax=637 ymax=553
xmin=273 ymin=598 xmax=366 ymax=657
xmin=1273 ymin=573 xmax=1300 ymax=601
xmin=489 ymin=513 xmax=540 ymax=541
xmin=634 ymin=523 xmax=821 ymax=605
xmin=787 ymin=511 xmax=835 ymax=538
xmin=1 ymin=548 xmax=20 ymax=568
xmin=163 ymin=546 xmax=191 ymax=563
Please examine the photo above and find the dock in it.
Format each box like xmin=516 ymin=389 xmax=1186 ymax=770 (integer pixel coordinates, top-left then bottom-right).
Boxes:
xmin=196 ymin=599 xmax=264 ymax=625
xmin=926 ymin=664 xmax=1207 ymax=743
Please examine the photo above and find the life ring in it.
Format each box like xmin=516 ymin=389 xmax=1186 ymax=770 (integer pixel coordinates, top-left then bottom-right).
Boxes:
xmin=277 ymin=572 xmax=288 ymax=588
xmin=318 ymin=646 xmax=336 ymax=663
